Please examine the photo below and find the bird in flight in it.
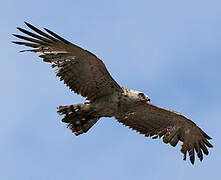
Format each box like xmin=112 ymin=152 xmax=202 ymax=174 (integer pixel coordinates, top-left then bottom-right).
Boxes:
xmin=13 ymin=22 xmax=213 ymax=165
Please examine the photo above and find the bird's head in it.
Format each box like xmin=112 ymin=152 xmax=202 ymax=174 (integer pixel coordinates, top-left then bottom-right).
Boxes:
xmin=128 ymin=89 xmax=151 ymax=103
xmin=137 ymin=92 xmax=151 ymax=102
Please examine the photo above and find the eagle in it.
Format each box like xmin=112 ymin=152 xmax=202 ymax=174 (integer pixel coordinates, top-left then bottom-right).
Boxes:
xmin=13 ymin=22 xmax=213 ymax=165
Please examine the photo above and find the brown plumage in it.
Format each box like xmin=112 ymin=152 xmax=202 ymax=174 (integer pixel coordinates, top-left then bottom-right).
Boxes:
xmin=13 ymin=22 xmax=122 ymax=101
xmin=116 ymin=103 xmax=212 ymax=164
xmin=13 ymin=22 xmax=213 ymax=165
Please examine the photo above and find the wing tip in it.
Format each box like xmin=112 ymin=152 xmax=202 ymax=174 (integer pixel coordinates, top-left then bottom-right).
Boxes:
xmin=43 ymin=27 xmax=70 ymax=44
xmin=190 ymin=159 xmax=195 ymax=165
xmin=16 ymin=27 xmax=22 ymax=31
xmin=204 ymin=132 xmax=212 ymax=140
xmin=24 ymin=21 xmax=36 ymax=30
xmin=12 ymin=33 xmax=17 ymax=37
xmin=24 ymin=21 xmax=29 ymax=25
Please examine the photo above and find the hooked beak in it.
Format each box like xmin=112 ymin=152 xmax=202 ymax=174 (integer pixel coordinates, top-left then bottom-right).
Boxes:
xmin=143 ymin=97 xmax=150 ymax=103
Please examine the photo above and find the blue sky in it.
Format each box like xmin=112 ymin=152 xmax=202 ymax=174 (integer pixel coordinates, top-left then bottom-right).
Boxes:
xmin=1 ymin=0 xmax=220 ymax=179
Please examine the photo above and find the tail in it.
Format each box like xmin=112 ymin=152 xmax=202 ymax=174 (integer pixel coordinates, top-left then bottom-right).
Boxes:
xmin=57 ymin=104 xmax=99 ymax=136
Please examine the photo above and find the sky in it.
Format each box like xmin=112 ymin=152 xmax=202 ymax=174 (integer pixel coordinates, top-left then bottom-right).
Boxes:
xmin=1 ymin=0 xmax=220 ymax=179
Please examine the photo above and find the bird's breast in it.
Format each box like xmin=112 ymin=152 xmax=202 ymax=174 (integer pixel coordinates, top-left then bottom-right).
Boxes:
xmin=91 ymin=92 xmax=121 ymax=117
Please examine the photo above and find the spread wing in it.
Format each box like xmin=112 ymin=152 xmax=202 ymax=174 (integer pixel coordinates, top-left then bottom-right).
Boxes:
xmin=12 ymin=22 xmax=122 ymax=101
xmin=115 ymin=103 xmax=213 ymax=164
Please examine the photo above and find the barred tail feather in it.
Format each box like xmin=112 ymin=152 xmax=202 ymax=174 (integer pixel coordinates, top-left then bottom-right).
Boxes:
xmin=58 ymin=104 xmax=99 ymax=136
